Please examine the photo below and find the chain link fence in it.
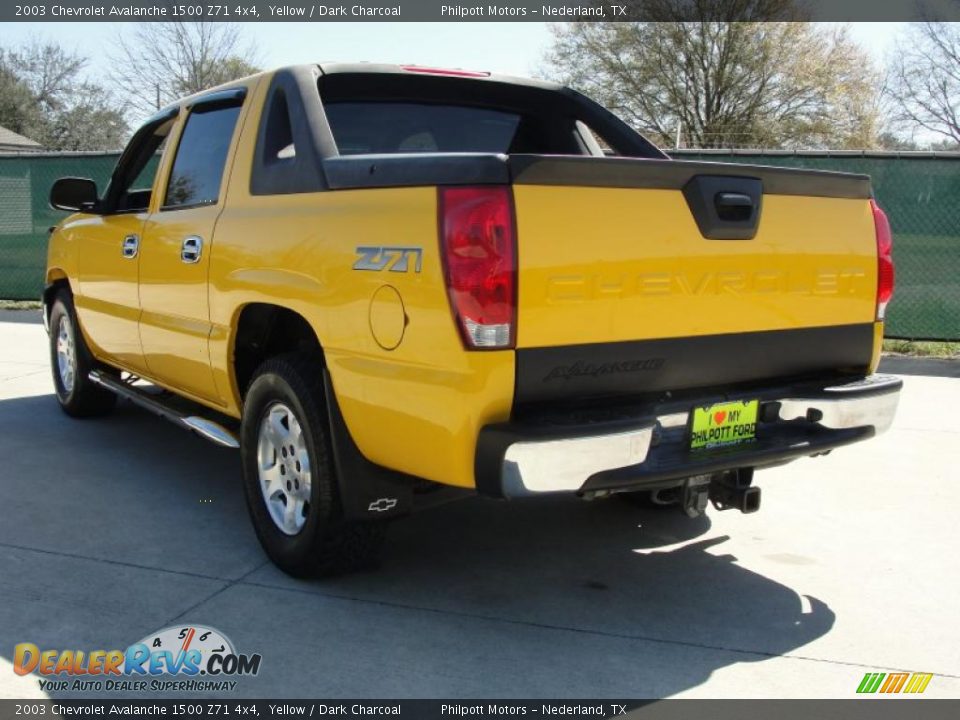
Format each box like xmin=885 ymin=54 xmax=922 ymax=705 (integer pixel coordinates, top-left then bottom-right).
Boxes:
xmin=1 ymin=150 xmax=958 ymax=339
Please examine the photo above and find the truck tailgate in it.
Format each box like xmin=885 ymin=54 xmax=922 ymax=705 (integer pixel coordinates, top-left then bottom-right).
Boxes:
xmin=509 ymin=156 xmax=879 ymax=403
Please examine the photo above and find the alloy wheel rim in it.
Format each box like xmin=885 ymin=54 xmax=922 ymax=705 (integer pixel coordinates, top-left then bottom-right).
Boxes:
xmin=256 ymin=402 xmax=312 ymax=535
xmin=56 ymin=314 xmax=76 ymax=394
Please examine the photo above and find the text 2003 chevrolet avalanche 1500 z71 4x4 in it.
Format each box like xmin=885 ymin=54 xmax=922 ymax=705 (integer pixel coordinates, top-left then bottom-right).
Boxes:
xmin=44 ymin=64 xmax=901 ymax=576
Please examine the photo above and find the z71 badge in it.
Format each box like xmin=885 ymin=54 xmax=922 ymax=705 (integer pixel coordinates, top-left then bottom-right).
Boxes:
xmin=353 ymin=246 xmax=423 ymax=273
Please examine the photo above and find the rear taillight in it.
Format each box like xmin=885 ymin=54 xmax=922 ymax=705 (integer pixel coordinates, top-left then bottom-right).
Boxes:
xmin=438 ymin=186 xmax=516 ymax=349
xmin=871 ymin=199 xmax=895 ymax=320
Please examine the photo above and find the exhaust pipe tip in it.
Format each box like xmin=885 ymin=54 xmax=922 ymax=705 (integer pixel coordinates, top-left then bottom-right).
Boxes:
xmin=651 ymin=487 xmax=680 ymax=506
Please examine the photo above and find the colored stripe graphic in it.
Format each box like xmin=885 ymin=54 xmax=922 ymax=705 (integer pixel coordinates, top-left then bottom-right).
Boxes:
xmin=857 ymin=673 xmax=886 ymax=693
xmin=881 ymin=673 xmax=909 ymax=693
xmin=858 ymin=672 xmax=933 ymax=694
xmin=904 ymin=673 xmax=933 ymax=694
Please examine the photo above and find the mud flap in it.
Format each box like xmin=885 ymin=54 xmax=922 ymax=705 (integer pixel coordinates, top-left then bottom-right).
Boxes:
xmin=322 ymin=370 xmax=415 ymax=521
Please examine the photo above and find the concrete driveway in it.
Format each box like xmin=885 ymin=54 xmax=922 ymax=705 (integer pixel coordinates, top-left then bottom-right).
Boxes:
xmin=0 ymin=310 xmax=958 ymax=699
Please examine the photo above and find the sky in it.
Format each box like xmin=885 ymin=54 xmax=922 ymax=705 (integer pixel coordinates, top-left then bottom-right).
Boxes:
xmin=3 ymin=20 xmax=913 ymax=139
xmin=6 ymin=21 xmax=907 ymax=82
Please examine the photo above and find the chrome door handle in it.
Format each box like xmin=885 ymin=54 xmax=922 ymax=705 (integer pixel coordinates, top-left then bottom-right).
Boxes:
xmin=181 ymin=235 xmax=203 ymax=264
xmin=121 ymin=235 xmax=139 ymax=259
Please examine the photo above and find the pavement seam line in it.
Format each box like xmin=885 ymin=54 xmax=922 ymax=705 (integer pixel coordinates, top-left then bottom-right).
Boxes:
xmin=236 ymin=578 xmax=960 ymax=679
xmin=0 ymin=370 xmax=50 ymax=383
xmin=0 ymin=539 xmax=236 ymax=583
xmin=165 ymin=561 xmax=272 ymax=624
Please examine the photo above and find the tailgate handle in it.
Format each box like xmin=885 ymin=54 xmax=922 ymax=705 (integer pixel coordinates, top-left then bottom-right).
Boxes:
xmin=682 ymin=175 xmax=763 ymax=240
xmin=715 ymin=192 xmax=755 ymax=222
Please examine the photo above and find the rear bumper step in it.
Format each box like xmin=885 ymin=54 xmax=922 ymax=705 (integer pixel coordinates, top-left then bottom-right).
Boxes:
xmin=476 ymin=374 xmax=902 ymax=498
xmin=88 ymin=370 xmax=239 ymax=449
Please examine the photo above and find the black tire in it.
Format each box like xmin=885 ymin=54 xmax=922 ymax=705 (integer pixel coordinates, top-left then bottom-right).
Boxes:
xmin=240 ymin=353 xmax=384 ymax=578
xmin=49 ymin=291 xmax=117 ymax=418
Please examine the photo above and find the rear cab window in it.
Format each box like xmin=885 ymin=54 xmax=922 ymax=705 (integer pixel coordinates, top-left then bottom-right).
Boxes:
xmin=250 ymin=68 xmax=666 ymax=195
xmin=324 ymin=103 xmax=522 ymax=155
xmin=318 ymin=72 xmax=614 ymax=157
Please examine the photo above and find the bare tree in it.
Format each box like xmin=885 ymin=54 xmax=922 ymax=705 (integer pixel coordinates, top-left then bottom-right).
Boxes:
xmin=543 ymin=8 xmax=881 ymax=149
xmin=888 ymin=22 xmax=960 ymax=145
xmin=110 ymin=22 xmax=260 ymax=118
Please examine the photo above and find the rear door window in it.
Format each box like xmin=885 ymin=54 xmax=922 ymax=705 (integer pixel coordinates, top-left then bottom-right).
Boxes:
xmin=163 ymin=104 xmax=242 ymax=209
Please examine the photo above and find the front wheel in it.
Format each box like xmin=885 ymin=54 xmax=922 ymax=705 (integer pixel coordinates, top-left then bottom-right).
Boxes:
xmin=240 ymin=354 xmax=384 ymax=577
xmin=48 ymin=291 xmax=117 ymax=417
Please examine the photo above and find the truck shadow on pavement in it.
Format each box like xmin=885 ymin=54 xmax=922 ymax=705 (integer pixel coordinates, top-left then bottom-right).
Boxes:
xmin=0 ymin=393 xmax=835 ymax=698
xmin=879 ymin=355 xmax=960 ymax=378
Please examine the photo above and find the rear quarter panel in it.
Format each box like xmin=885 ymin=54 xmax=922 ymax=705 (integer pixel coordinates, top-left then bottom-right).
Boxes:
xmin=214 ymin=85 xmax=512 ymax=487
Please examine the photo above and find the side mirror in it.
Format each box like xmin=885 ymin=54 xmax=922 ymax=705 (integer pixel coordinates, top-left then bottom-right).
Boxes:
xmin=50 ymin=177 xmax=98 ymax=212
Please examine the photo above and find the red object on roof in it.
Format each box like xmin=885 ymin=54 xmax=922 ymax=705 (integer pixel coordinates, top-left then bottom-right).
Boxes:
xmin=400 ymin=65 xmax=490 ymax=78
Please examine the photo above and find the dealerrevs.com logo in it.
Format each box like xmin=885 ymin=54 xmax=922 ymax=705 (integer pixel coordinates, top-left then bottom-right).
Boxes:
xmin=13 ymin=625 xmax=262 ymax=693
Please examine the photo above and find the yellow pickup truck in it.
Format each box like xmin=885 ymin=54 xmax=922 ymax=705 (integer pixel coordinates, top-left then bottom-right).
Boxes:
xmin=44 ymin=64 xmax=901 ymax=576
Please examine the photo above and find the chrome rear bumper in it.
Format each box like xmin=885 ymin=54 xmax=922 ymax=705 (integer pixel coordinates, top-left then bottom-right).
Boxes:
xmin=479 ymin=374 xmax=902 ymax=498
xmin=778 ymin=374 xmax=901 ymax=435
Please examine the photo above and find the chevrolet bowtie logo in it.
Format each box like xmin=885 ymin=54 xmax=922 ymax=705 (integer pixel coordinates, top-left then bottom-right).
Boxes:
xmin=368 ymin=498 xmax=398 ymax=512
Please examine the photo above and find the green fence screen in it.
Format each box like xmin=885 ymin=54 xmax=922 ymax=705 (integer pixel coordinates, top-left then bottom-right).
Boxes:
xmin=1 ymin=150 xmax=958 ymax=339
xmin=0 ymin=153 xmax=121 ymax=304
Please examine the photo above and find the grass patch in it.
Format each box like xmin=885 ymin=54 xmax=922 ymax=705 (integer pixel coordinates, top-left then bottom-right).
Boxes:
xmin=883 ymin=339 xmax=960 ymax=358
xmin=0 ymin=299 xmax=41 ymax=310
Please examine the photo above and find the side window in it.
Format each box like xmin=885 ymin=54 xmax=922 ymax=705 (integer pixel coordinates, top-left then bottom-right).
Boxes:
xmin=117 ymin=134 xmax=169 ymax=212
xmin=104 ymin=118 xmax=174 ymax=214
xmin=249 ymin=73 xmax=325 ymax=196
xmin=261 ymin=87 xmax=297 ymax=162
xmin=130 ymin=138 xmax=167 ymax=190
xmin=163 ymin=104 xmax=242 ymax=210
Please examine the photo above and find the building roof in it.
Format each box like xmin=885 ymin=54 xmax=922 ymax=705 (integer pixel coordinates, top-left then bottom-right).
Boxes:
xmin=0 ymin=125 xmax=42 ymax=150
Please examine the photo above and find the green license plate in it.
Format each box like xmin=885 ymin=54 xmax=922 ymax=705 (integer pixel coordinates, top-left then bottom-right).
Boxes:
xmin=690 ymin=400 xmax=759 ymax=450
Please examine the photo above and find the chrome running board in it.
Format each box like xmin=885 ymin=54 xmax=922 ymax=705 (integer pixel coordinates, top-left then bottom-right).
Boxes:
xmin=88 ymin=370 xmax=239 ymax=449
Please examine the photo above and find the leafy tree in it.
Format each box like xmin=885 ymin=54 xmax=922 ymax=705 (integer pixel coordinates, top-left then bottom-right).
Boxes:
xmin=0 ymin=66 xmax=44 ymax=139
xmin=0 ymin=40 xmax=127 ymax=150
xmin=110 ymin=22 xmax=260 ymax=117
xmin=4 ymin=39 xmax=86 ymax=113
xmin=543 ymin=4 xmax=881 ymax=149
xmin=876 ymin=132 xmax=922 ymax=151
xmin=43 ymin=84 xmax=129 ymax=151
xmin=888 ymin=22 xmax=960 ymax=145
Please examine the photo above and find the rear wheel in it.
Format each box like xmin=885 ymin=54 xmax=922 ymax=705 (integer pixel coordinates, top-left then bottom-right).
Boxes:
xmin=240 ymin=353 xmax=384 ymax=577
xmin=49 ymin=291 xmax=117 ymax=417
